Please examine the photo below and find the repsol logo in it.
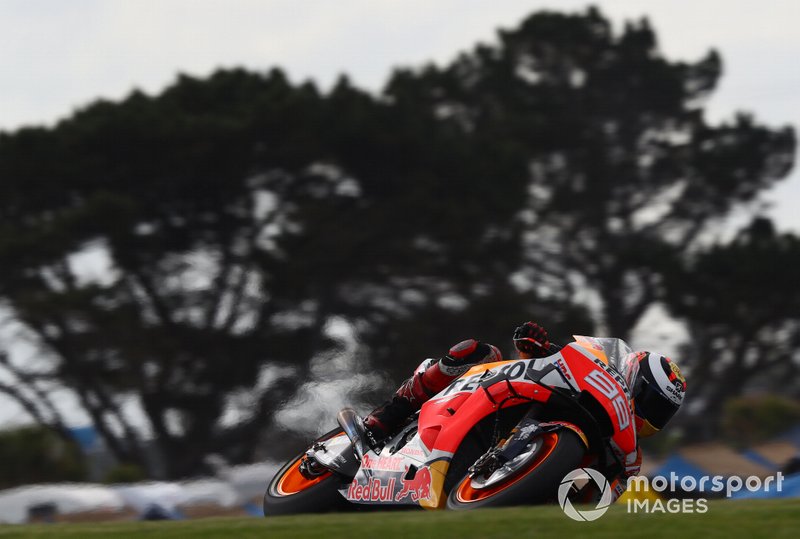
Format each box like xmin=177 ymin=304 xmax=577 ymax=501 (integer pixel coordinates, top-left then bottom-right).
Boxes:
xmin=441 ymin=361 xmax=528 ymax=396
xmin=589 ymin=357 xmax=630 ymax=398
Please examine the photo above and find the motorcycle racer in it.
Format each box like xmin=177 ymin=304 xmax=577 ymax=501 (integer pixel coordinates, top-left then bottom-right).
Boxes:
xmin=363 ymin=321 xmax=686 ymax=499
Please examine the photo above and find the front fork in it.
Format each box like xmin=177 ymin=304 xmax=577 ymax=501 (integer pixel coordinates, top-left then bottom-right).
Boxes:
xmin=297 ymin=415 xmax=363 ymax=480
xmin=469 ymin=406 xmax=589 ymax=479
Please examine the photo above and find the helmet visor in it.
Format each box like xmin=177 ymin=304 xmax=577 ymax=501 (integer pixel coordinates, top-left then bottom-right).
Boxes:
xmin=635 ymin=379 xmax=680 ymax=430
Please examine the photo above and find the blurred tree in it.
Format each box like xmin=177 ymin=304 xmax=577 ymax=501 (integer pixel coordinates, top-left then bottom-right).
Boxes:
xmin=0 ymin=68 xmax=535 ymax=477
xmin=0 ymin=8 xmax=795 ymax=476
xmin=721 ymin=395 xmax=800 ymax=447
xmin=383 ymin=8 xmax=795 ymax=338
xmin=0 ymin=70 xmax=345 ymax=476
xmin=665 ymin=218 xmax=800 ymax=437
xmin=103 ymin=463 xmax=147 ymax=484
xmin=0 ymin=426 xmax=87 ymax=489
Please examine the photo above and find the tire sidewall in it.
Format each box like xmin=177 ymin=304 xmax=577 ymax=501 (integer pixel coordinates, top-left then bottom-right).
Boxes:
xmin=447 ymin=429 xmax=586 ymax=510
xmin=263 ymin=428 xmax=351 ymax=516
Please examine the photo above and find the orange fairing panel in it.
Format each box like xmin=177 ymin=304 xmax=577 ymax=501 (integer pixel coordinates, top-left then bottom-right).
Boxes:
xmin=573 ymin=335 xmax=609 ymax=364
xmin=460 ymin=360 xmax=514 ymax=378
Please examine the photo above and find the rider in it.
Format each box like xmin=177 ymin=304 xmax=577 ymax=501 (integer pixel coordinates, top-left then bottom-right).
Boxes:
xmin=363 ymin=321 xmax=687 ymax=496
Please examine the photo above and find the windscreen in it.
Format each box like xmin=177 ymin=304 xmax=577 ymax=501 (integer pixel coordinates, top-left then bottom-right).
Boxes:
xmin=572 ymin=335 xmax=639 ymax=398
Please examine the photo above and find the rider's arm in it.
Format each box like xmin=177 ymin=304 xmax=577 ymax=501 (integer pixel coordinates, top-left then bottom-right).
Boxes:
xmin=610 ymin=445 xmax=643 ymax=502
xmin=546 ymin=342 xmax=562 ymax=353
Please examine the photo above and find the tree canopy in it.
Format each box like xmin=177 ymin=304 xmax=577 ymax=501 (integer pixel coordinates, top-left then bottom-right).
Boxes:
xmin=0 ymin=7 xmax=796 ymax=478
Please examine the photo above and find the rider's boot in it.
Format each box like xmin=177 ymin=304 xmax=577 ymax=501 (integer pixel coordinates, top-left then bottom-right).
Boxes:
xmin=363 ymin=396 xmax=414 ymax=448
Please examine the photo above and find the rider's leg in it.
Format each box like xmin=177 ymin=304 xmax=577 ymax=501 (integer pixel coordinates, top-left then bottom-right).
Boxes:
xmin=363 ymin=340 xmax=502 ymax=442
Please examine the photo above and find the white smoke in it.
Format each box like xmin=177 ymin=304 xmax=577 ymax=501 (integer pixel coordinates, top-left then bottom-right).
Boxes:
xmin=275 ymin=316 xmax=385 ymax=436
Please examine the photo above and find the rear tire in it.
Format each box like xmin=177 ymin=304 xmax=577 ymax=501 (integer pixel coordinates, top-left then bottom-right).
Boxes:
xmin=263 ymin=428 xmax=351 ymax=516
xmin=447 ymin=429 xmax=585 ymax=510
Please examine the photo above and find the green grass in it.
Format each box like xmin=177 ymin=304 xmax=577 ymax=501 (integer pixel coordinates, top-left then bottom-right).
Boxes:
xmin=0 ymin=500 xmax=797 ymax=538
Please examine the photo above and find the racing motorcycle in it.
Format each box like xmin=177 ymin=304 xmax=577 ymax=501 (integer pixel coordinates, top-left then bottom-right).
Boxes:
xmin=264 ymin=336 xmax=638 ymax=514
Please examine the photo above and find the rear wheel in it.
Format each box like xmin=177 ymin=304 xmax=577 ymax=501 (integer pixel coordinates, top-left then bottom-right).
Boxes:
xmin=263 ymin=428 xmax=351 ymax=516
xmin=447 ymin=429 xmax=585 ymax=510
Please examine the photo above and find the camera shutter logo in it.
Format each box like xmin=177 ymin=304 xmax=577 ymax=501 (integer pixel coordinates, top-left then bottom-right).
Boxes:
xmin=557 ymin=468 xmax=613 ymax=521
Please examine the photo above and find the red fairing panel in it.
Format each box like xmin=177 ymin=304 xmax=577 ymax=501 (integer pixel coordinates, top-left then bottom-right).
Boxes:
xmin=560 ymin=345 xmax=637 ymax=455
xmin=418 ymin=360 xmax=552 ymax=455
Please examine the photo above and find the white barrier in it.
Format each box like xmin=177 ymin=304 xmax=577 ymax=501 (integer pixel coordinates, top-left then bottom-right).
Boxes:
xmin=0 ymin=461 xmax=279 ymax=524
xmin=0 ymin=484 xmax=125 ymax=524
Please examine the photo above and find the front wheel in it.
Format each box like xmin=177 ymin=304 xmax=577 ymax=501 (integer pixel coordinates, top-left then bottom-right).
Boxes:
xmin=263 ymin=428 xmax=351 ymax=516
xmin=447 ymin=429 xmax=585 ymax=510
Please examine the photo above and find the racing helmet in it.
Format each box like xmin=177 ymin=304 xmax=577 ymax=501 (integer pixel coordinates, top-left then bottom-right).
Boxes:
xmin=631 ymin=352 xmax=686 ymax=437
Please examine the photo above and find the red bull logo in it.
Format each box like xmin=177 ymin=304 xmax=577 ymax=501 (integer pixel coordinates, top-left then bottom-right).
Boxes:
xmin=347 ymin=477 xmax=396 ymax=502
xmin=395 ymin=466 xmax=432 ymax=502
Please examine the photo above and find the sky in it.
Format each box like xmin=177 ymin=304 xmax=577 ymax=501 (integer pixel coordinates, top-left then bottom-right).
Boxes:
xmin=0 ymin=0 xmax=798 ymax=427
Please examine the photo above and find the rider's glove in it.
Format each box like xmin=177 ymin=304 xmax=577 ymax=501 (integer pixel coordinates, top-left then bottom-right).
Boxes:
xmin=513 ymin=322 xmax=550 ymax=357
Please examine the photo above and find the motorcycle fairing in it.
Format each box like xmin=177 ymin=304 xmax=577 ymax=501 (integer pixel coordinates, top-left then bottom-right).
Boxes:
xmin=421 ymin=344 xmax=636 ymax=457
xmin=332 ymin=338 xmax=638 ymax=509
xmin=337 ymin=420 xmax=445 ymax=506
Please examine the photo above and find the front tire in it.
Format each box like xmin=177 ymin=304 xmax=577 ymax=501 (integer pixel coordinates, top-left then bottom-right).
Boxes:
xmin=263 ymin=428 xmax=351 ymax=516
xmin=447 ymin=429 xmax=585 ymax=510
